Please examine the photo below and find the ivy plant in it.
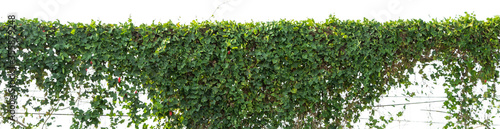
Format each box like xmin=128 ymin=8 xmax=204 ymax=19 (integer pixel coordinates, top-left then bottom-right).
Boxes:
xmin=0 ymin=13 xmax=499 ymax=129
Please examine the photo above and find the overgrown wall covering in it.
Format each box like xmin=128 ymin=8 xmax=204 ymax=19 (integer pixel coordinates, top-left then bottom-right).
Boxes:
xmin=1 ymin=13 xmax=500 ymax=128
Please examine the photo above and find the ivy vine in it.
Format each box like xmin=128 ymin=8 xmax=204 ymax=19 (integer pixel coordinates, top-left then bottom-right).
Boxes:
xmin=0 ymin=13 xmax=499 ymax=129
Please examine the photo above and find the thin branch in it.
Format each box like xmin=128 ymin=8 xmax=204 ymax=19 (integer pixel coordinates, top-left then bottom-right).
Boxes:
xmin=209 ymin=0 xmax=231 ymax=20
xmin=7 ymin=112 xmax=129 ymax=117
xmin=359 ymin=118 xmax=500 ymax=126
xmin=0 ymin=112 xmax=28 ymax=128
xmin=420 ymin=109 xmax=449 ymax=114
xmin=41 ymin=99 xmax=61 ymax=129
xmin=374 ymin=100 xmax=446 ymax=107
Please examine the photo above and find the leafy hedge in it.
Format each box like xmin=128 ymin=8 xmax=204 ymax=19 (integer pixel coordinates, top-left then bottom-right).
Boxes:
xmin=1 ymin=13 xmax=500 ymax=128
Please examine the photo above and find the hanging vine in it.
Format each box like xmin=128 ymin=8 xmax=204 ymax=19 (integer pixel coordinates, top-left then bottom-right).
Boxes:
xmin=0 ymin=13 xmax=499 ymax=129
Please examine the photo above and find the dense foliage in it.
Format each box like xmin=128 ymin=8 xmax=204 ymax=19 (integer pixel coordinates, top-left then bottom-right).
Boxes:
xmin=1 ymin=13 xmax=500 ymax=128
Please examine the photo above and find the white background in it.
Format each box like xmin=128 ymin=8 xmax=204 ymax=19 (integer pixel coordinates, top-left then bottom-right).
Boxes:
xmin=1 ymin=0 xmax=500 ymax=128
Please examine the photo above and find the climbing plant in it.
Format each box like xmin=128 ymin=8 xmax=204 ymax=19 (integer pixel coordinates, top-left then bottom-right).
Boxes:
xmin=1 ymin=13 xmax=499 ymax=129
